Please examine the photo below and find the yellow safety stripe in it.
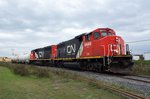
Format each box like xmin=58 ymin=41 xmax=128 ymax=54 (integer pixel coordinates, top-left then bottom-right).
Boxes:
xmin=53 ymin=56 xmax=104 ymax=60
xmin=30 ymin=56 xmax=104 ymax=61
xmin=30 ymin=55 xmax=131 ymax=61
xmin=113 ymin=55 xmax=132 ymax=57
xmin=30 ymin=59 xmax=52 ymax=61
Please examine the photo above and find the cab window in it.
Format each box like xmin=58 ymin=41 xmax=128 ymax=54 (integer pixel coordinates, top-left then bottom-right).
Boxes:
xmin=85 ymin=34 xmax=90 ymax=41
xmin=93 ymin=32 xmax=100 ymax=39
xmin=108 ymin=32 xmax=112 ymax=36
xmin=101 ymin=31 xmax=107 ymax=37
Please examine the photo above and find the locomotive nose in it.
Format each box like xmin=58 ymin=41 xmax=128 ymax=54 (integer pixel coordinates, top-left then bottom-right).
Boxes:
xmin=115 ymin=37 xmax=120 ymax=43
xmin=109 ymin=36 xmax=125 ymax=56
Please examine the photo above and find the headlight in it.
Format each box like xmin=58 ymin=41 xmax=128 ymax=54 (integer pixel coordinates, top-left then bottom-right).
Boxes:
xmin=116 ymin=37 xmax=119 ymax=43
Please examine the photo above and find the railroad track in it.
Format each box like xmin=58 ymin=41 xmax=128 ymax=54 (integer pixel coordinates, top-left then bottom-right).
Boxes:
xmin=101 ymin=84 xmax=145 ymax=99
xmin=131 ymin=75 xmax=150 ymax=79
xmin=101 ymin=72 xmax=150 ymax=84
xmin=122 ymin=75 xmax=150 ymax=84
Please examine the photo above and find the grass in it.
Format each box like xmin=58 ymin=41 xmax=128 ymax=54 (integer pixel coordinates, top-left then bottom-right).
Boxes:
xmin=132 ymin=60 xmax=150 ymax=76
xmin=0 ymin=62 xmax=123 ymax=99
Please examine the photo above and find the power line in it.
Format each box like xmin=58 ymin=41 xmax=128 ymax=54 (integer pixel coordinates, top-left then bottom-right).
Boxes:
xmin=126 ymin=39 xmax=150 ymax=43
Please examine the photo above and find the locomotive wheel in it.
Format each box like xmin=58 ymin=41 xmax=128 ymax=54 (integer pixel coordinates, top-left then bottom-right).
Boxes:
xmin=93 ymin=63 xmax=98 ymax=72
xmin=87 ymin=63 xmax=90 ymax=71
xmin=57 ymin=62 xmax=64 ymax=68
xmin=92 ymin=62 xmax=102 ymax=72
xmin=98 ymin=63 xmax=102 ymax=72
xmin=79 ymin=62 xmax=87 ymax=71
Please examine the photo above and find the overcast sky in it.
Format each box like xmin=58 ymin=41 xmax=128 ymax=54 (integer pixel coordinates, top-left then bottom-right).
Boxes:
xmin=0 ymin=0 xmax=150 ymax=57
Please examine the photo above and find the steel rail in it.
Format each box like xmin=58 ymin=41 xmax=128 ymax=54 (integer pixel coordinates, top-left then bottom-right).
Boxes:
xmin=122 ymin=76 xmax=150 ymax=84
xmin=131 ymin=75 xmax=150 ymax=79
xmin=102 ymin=84 xmax=145 ymax=99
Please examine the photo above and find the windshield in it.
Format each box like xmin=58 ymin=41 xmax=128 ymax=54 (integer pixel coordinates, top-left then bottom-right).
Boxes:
xmin=101 ymin=30 xmax=107 ymax=37
xmin=93 ymin=32 xmax=100 ymax=39
xmin=100 ymin=30 xmax=114 ymax=37
xmin=108 ymin=32 xmax=114 ymax=36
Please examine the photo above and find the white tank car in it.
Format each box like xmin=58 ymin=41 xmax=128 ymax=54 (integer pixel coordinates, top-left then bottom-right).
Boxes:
xmin=18 ymin=53 xmax=30 ymax=63
xmin=12 ymin=53 xmax=30 ymax=64
xmin=11 ymin=55 xmax=19 ymax=63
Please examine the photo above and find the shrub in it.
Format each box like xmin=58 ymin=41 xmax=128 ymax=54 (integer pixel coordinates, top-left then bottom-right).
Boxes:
xmin=35 ymin=68 xmax=50 ymax=78
xmin=132 ymin=60 xmax=150 ymax=76
xmin=12 ymin=65 xmax=30 ymax=76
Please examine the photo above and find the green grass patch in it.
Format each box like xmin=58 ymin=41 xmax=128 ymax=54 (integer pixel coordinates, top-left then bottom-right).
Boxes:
xmin=0 ymin=63 xmax=123 ymax=99
xmin=132 ymin=60 xmax=150 ymax=76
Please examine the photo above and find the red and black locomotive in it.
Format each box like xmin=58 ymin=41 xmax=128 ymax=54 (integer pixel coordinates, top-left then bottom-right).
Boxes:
xmin=13 ymin=28 xmax=134 ymax=73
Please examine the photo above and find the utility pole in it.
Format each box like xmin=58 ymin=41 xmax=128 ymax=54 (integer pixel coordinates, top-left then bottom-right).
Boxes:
xmin=11 ymin=49 xmax=14 ymax=56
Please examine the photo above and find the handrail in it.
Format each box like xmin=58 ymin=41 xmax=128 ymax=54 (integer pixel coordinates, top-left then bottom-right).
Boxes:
xmin=100 ymin=45 xmax=105 ymax=66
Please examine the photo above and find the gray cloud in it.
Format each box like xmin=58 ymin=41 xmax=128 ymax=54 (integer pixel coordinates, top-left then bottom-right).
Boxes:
xmin=0 ymin=0 xmax=150 ymax=57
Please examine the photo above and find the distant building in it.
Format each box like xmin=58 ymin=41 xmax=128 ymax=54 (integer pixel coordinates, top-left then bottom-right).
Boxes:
xmin=133 ymin=54 xmax=144 ymax=60
xmin=144 ymin=53 xmax=150 ymax=60
xmin=0 ymin=57 xmax=11 ymax=62
xmin=133 ymin=56 xmax=140 ymax=60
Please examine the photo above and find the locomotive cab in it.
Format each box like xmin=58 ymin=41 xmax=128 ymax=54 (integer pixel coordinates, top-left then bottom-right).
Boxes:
xmin=82 ymin=28 xmax=122 ymax=57
xmin=81 ymin=28 xmax=133 ymax=73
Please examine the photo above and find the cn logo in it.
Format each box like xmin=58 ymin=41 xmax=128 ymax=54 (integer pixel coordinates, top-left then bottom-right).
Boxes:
xmin=67 ymin=44 xmax=76 ymax=54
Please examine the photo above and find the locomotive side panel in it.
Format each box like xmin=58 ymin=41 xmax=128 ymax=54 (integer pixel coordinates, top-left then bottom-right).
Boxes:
xmin=57 ymin=37 xmax=82 ymax=58
xmin=81 ymin=34 xmax=94 ymax=57
xmin=51 ymin=45 xmax=57 ymax=59
xmin=34 ymin=48 xmax=44 ymax=59
xmin=43 ymin=46 xmax=51 ymax=59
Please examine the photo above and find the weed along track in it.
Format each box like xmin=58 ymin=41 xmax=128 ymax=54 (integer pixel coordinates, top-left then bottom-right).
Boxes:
xmin=0 ymin=63 xmax=124 ymax=99
xmin=34 ymin=65 xmax=147 ymax=99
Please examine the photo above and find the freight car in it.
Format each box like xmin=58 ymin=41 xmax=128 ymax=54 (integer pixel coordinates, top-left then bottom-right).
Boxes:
xmin=12 ymin=28 xmax=134 ymax=73
xmin=12 ymin=54 xmax=30 ymax=64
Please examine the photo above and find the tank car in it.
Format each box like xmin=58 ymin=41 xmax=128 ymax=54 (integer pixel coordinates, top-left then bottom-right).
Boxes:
xmin=12 ymin=53 xmax=30 ymax=64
